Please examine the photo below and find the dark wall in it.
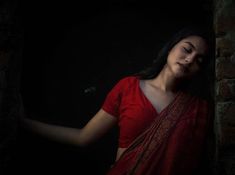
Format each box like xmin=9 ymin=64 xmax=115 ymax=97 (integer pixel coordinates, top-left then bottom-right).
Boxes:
xmin=11 ymin=0 xmax=213 ymax=174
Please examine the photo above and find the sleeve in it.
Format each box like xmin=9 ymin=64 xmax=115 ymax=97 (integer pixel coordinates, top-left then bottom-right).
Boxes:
xmin=101 ymin=77 xmax=127 ymax=117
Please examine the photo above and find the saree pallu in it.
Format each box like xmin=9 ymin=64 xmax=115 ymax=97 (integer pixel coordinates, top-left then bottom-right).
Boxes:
xmin=107 ymin=91 xmax=210 ymax=175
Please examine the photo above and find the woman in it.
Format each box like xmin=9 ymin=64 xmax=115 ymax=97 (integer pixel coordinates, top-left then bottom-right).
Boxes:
xmin=20 ymin=26 xmax=214 ymax=175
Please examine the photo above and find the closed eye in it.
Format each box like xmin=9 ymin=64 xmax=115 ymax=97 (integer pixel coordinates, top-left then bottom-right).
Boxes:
xmin=183 ymin=47 xmax=192 ymax=53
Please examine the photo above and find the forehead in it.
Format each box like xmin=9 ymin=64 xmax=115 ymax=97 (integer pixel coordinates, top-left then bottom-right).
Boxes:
xmin=179 ymin=35 xmax=208 ymax=54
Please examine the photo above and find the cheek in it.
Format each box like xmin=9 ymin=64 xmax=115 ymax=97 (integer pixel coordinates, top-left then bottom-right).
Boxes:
xmin=167 ymin=52 xmax=180 ymax=64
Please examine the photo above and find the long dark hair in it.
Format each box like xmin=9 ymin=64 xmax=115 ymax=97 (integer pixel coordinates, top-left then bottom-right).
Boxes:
xmin=136 ymin=26 xmax=215 ymax=101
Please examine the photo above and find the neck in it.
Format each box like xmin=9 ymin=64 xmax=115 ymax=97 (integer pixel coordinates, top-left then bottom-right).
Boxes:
xmin=150 ymin=65 xmax=181 ymax=93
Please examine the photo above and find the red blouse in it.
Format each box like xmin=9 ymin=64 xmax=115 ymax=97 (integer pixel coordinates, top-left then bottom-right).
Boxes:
xmin=102 ymin=76 xmax=158 ymax=148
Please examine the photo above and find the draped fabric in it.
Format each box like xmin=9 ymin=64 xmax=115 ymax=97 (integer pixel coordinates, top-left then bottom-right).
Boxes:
xmin=106 ymin=91 xmax=210 ymax=175
xmin=102 ymin=76 xmax=164 ymax=148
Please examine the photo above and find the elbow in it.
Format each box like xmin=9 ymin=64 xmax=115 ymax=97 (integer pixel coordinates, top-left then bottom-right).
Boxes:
xmin=75 ymin=132 xmax=92 ymax=147
xmin=76 ymin=139 xmax=90 ymax=147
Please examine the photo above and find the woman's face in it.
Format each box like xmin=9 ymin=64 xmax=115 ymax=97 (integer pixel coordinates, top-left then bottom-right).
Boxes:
xmin=166 ymin=35 xmax=208 ymax=79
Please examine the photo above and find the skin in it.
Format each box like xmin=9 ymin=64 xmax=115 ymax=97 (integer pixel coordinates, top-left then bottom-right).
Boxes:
xmin=21 ymin=35 xmax=208 ymax=162
xmin=120 ymin=35 xmax=208 ymax=159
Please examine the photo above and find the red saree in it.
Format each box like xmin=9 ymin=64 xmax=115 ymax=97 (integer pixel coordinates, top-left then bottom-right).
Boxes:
xmin=107 ymin=91 xmax=210 ymax=175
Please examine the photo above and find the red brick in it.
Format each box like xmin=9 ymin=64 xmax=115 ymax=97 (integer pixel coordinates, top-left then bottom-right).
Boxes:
xmin=216 ymin=58 xmax=235 ymax=80
xmin=215 ymin=7 xmax=235 ymax=34
xmin=216 ymin=38 xmax=234 ymax=57
xmin=220 ymin=126 xmax=235 ymax=147
xmin=224 ymin=103 xmax=235 ymax=124
xmin=218 ymin=103 xmax=235 ymax=146
xmin=217 ymin=80 xmax=233 ymax=100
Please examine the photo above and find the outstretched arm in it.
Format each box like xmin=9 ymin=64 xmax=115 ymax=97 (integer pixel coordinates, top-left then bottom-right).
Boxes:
xmin=20 ymin=109 xmax=118 ymax=147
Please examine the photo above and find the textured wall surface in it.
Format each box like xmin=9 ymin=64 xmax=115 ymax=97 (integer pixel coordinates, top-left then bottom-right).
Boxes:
xmin=215 ymin=0 xmax=235 ymax=174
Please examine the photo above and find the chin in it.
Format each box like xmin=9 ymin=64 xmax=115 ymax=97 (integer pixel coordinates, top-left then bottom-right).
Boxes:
xmin=175 ymin=73 xmax=195 ymax=82
xmin=173 ymin=69 xmax=195 ymax=80
xmin=172 ymin=70 xmax=186 ymax=79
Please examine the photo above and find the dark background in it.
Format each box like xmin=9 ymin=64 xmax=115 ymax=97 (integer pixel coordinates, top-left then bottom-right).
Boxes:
xmin=10 ymin=0 xmax=213 ymax=174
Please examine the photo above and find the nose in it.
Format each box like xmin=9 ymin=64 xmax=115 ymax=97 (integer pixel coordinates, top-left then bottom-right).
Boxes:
xmin=184 ymin=54 xmax=195 ymax=64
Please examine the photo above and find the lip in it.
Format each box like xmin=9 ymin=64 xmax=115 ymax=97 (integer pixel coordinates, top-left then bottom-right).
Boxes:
xmin=177 ymin=63 xmax=188 ymax=72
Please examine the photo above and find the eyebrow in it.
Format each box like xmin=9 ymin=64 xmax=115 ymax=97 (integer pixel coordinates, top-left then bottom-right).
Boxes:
xmin=184 ymin=41 xmax=196 ymax=49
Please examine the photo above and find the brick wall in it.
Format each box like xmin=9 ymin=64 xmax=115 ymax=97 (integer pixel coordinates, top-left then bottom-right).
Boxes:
xmin=215 ymin=0 xmax=235 ymax=174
